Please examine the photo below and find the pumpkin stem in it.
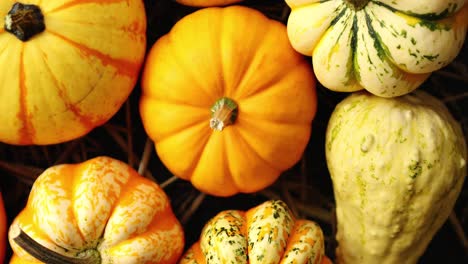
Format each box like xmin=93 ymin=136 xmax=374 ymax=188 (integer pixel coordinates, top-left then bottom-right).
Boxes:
xmin=210 ymin=97 xmax=238 ymax=131
xmin=4 ymin=2 xmax=45 ymax=41
xmin=13 ymin=228 xmax=101 ymax=264
xmin=346 ymin=0 xmax=369 ymax=10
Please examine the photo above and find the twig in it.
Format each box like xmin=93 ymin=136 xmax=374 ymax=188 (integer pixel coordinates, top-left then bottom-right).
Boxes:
xmin=181 ymin=192 xmax=206 ymax=224
xmin=161 ymin=175 xmax=179 ymax=189
xmin=79 ymin=141 xmax=88 ymax=161
xmin=442 ymin=92 xmax=468 ymax=103
xmin=295 ymin=201 xmax=332 ymax=224
xmin=138 ymin=138 xmax=153 ymax=176
xmin=449 ymin=211 xmax=468 ymax=253
xmin=104 ymin=125 xmax=140 ymax=168
xmin=54 ymin=140 xmax=81 ymax=165
xmin=281 ymin=184 xmax=300 ymax=217
xmin=0 ymin=161 xmax=44 ymax=186
xmin=40 ymin=146 xmax=51 ymax=165
xmin=259 ymin=189 xmax=282 ymax=201
xmin=125 ymin=100 xmax=135 ymax=166
xmin=434 ymin=71 xmax=468 ymax=84
xmin=300 ymin=155 xmax=308 ymax=201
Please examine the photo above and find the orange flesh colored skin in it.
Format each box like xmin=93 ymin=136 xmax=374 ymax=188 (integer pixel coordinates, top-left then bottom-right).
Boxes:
xmin=140 ymin=6 xmax=317 ymax=197
xmin=8 ymin=156 xmax=184 ymax=264
xmin=0 ymin=0 xmax=146 ymax=145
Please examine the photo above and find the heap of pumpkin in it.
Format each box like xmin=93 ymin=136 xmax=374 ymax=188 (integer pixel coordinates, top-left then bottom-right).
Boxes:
xmin=0 ymin=0 xmax=466 ymax=263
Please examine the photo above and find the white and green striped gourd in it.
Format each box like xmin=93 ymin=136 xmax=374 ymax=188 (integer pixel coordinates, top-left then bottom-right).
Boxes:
xmin=286 ymin=0 xmax=468 ymax=97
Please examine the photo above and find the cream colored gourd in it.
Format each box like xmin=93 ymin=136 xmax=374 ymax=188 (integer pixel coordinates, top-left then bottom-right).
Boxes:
xmin=325 ymin=90 xmax=467 ymax=264
xmin=286 ymin=0 xmax=468 ymax=97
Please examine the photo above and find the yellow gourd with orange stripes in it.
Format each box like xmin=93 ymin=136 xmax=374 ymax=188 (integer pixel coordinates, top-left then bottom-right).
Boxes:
xmin=0 ymin=0 xmax=146 ymax=145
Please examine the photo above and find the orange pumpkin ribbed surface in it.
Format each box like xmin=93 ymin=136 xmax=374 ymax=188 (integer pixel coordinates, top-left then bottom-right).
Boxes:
xmin=0 ymin=0 xmax=146 ymax=145
xmin=140 ymin=6 xmax=317 ymax=197
xmin=8 ymin=156 xmax=184 ymax=264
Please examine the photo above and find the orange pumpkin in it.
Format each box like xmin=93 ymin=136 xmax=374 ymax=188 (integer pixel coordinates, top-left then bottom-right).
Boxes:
xmin=0 ymin=193 xmax=6 ymax=263
xmin=8 ymin=156 xmax=184 ymax=263
xmin=0 ymin=0 xmax=146 ymax=145
xmin=140 ymin=6 xmax=317 ymax=197
xmin=180 ymin=200 xmax=332 ymax=264
xmin=176 ymin=0 xmax=243 ymax=7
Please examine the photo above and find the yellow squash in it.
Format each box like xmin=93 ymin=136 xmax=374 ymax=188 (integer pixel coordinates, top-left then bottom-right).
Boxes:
xmin=8 ymin=156 xmax=184 ymax=264
xmin=0 ymin=0 xmax=146 ymax=145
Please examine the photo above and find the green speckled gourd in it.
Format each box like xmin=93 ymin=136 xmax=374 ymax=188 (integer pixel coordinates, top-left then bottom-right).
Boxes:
xmin=325 ymin=90 xmax=467 ymax=264
xmin=286 ymin=0 xmax=468 ymax=97
xmin=179 ymin=200 xmax=332 ymax=264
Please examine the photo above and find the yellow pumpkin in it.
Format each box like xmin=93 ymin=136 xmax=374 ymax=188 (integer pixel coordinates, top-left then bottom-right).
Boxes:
xmin=180 ymin=200 xmax=332 ymax=264
xmin=8 ymin=156 xmax=184 ymax=263
xmin=176 ymin=0 xmax=243 ymax=7
xmin=0 ymin=0 xmax=146 ymax=145
xmin=140 ymin=6 xmax=317 ymax=197
xmin=286 ymin=0 xmax=468 ymax=97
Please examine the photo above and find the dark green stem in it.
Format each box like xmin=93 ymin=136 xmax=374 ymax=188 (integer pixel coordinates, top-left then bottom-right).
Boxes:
xmin=13 ymin=228 xmax=101 ymax=264
xmin=347 ymin=0 xmax=370 ymax=10
xmin=210 ymin=97 xmax=238 ymax=131
xmin=4 ymin=2 xmax=45 ymax=41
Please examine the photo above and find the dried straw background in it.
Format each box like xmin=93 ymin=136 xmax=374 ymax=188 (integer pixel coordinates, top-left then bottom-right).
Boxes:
xmin=0 ymin=0 xmax=467 ymax=262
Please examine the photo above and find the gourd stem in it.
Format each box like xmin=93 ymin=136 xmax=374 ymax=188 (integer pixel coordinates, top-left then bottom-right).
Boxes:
xmin=4 ymin=2 xmax=45 ymax=41
xmin=210 ymin=97 xmax=238 ymax=131
xmin=346 ymin=0 xmax=369 ymax=10
xmin=13 ymin=228 xmax=101 ymax=264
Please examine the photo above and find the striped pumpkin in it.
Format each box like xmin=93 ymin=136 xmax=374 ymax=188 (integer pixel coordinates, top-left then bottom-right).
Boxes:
xmin=180 ymin=200 xmax=332 ymax=264
xmin=0 ymin=0 xmax=146 ymax=145
xmin=8 ymin=156 xmax=184 ymax=263
xmin=286 ymin=0 xmax=468 ymax=97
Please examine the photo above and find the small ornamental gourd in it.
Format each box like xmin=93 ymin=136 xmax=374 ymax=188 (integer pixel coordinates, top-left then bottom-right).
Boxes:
xmin=0 ymin=192 xmax=6 ymax=263
xmin=8 ymin=156 xmax=184 ymax=264
xmin=325 ymin=91 xmax=467 ymax=264
xmin=0 ymin=0 xmax=146 ymax=145
xmin=180 ymin=200 xmax=332 ymax=264
xmin=286 ymin=0 xmax=468 ymax=97
xmin=140 ymin=6 xmax=317 ymax=197
xmin=176 ymin=0 xmax=243 ymax=7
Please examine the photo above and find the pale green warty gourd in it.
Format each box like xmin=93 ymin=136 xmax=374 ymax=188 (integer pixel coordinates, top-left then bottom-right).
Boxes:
xmin=325 ymin=90 xmax=467 ymax=263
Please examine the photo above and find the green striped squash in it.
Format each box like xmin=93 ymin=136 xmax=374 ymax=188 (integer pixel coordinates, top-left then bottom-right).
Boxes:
xmin=286 ymin=0 xmax=468 ymax=97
